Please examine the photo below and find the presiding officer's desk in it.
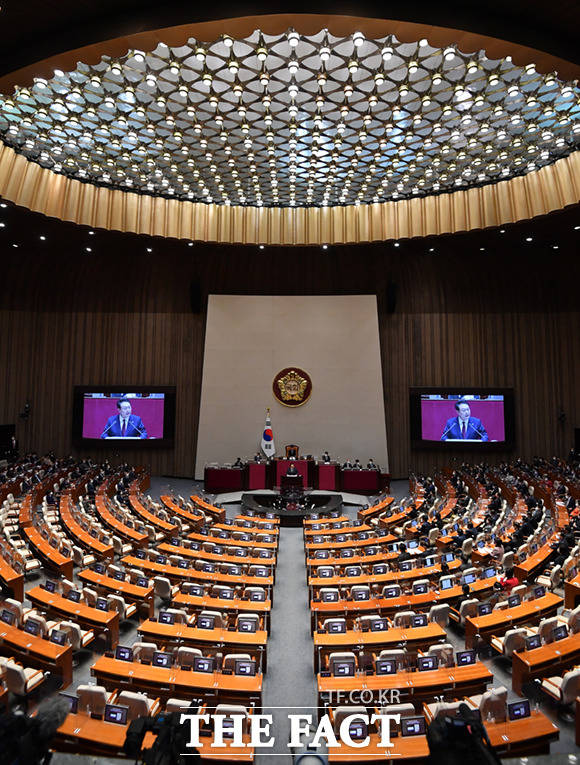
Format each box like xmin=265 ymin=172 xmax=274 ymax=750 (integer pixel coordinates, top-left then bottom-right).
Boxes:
xmin=511 ymin=631 xmax=580 ymax=695
xmin=309 ymin=576 xmax=498 ymax=633
xmin=173 ymin=591 xmax=272 ymax=632
xmin=137 ymin=618 xmax=268 ymax=671
xmin=317 ymin=661 xmax=493 ymax=709
xmin=464 ymin=592 xmax=562 ymax=649
xmin=26 ymin=585 xmax=120 ymax=648
xmin=78 ymin=568 xmax=155 ymax=617
xmin=313 ymin=623 xmax=447 ymax=672
xmin=121 ymin=555 xmax=275 ymax=592
xmin=91 ymin=655 xmax=263 ymax=709
xmin=0 ymin=619 xmax=73 ymax=687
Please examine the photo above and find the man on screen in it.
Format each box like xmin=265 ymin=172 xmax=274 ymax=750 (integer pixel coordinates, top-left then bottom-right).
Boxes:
xmin=100 ymin=398 xmax=147 ymax=439
xmin=440 ymin=399 xmax=488 ymax=441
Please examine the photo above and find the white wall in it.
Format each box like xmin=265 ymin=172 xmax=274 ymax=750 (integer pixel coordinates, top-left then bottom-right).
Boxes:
xmin=195 ymin=295 xmax=388 ymax=478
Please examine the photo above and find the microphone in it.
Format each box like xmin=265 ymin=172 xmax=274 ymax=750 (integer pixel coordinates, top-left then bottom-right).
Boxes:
xmin=440 ymin=423 xmax=454 ymax=440
xmin=101 ymin=420 xmax=116 ymax=438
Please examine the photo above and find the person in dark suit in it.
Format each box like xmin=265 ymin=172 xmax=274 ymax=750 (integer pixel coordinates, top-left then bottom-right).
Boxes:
xmin=321 ymin=451 xmax=331 ymax=463
xmin=100 ymin=398 xmax=147 ymax=439
xmin=440 ymin=399 xmax=488 ymax=441
xmin=286 ymin=460 xmax=299 ymax=477
xmin=367 ymin=458 xmax=379 ymax=470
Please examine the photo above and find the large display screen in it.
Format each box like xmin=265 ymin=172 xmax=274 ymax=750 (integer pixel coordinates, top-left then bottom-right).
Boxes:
xmin=72 ymin=386 xmax=176 ymax=447
xmin=409 ymin=388 xmax=515 ymax=449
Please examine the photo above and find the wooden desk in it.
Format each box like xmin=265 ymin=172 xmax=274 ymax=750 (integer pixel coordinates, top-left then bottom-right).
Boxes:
xmin=313 ymin=623 xmax=446 ymax=672
xmin=0 ymin=555 xmax=24 ymax=601
xmin=53 ymin=711 xmax=156 ymax=757
xmin=309 ymin=559 xmax=462 ymax=590
xmin=59 ymin=496 xmax=114 ymax=560
xmin=121 ymin=555 xmax=275 ymax=590
xmin=304 ymin=523 xmax=372 ymax=538
xmin=189 ymin=532 xmax=278 ymax=551
xmin=0 ymin=620 xmax=73 ymax=687
xmin=512 ymin=632 xmax=580 ymax=695
xmin=565 ymin=573 xmax=580 ymax=609
xmin=304 ymin=534 xmax=396 ymax=552
xmin=514 ymin=536 xmax=557 ymax=582
xmin=27 ymin=586 xmax=120 ymax=648
xmin=158 ymin=542 xmax=276 ymax=569
xmin=191 ymin=495 xmax=227 ymax=522
xmin=304 ymin=515 xmax=350 ymax=527
xmin=173 ymin=591 xmax=272 ymax=631
xmin=484 ymin=711 xmax=559 ymax=756
xmin=464 ymin=592 xmax=562 ymax=649
xmin=137 ymin=619 xmax=268 ymax=670
xmin=95 ymin=495 xmax=149 ymax=546
xmin=357 ymin=497 xmax=394 ymax=521
xmin=160 ymin=494 xmax=205 ymax=529
xmin=91 ymin=656 xmax=263 ymax=708
xmin=328 ymin=732 xmax=429 ymax=762
xmin=23 ymin=526 xmax=73 ymax=578
xmin=318 ymin=663 xmax=493 ymax=708
xmin=234 ymin=514 xmax=280 ymax=526
xmin=130 ymin=495 xmax=178 ymax=536
xmin=78 ymin=568 xmax=155 ymax=617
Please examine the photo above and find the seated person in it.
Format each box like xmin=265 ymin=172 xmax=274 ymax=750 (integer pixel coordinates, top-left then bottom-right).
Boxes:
xmin=253 ymin=453 xmax=263 ymax=463
xmin=497 ymin=568 xmax=519 ymax=594
xmin=233 ymin=457 xmax=244 ymax=468
xmin=353 ymin=459 xmax=362 ymax=470
xmin=343 ymin=459 xmax=354 ymax=469
xmin=367 ymin=458 xmax=379 ymax=470
xmin=321 ymin=451 xmax=331 ymax=464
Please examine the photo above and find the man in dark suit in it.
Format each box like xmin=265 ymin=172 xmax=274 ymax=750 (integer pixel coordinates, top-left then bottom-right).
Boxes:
xmin=286 ymin=460 xmax=299 ymax=477
xmin=321 ymin=451 xmax=331 ymax=463
xmin=440 ymin=400 xmax=488 ymax=441
xmin=100 ymin=398 xmax=147 ymax=439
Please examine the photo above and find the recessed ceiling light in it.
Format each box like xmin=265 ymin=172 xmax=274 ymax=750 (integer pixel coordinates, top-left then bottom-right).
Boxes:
xmin=429 ymin=248 xmax=435 ymax=252
xmin=146 ymin=247 xmax=152 ymax=253
xmin=574 ymin=225 xmax=580 ymax=230
xmin=259 ymin=244 xmax=265 ymax=249
xmin=394 ymin=242 xmax=400 ymax=247
xmin=85 ymin=247 xmax=92 ymax=252
xmin=0 ymin=203 xmax=7 ymax=208
xmin=552 ymin=245 xmax=559 ymax=249
xmin=0 ymin=223 xmax=5 ymax=228
xmin=499 ymin=229 xmax=506 ymax=233
xmin=39 ymin=235 xmax=46 ymax=241
xmin=12 ymin=243 xmax=18 ymax=248
xmin=322 ymin=244 xmax=328 ymax=250
xmin=525 ymin=237 xmax=533 ymax=242
xmin=187 ymin=242 xmax=193 ymax=247
xmin=88 ymin=230 xmax=95 ymax=235
xmin=480 ymin=247 xmax=485 ymax=251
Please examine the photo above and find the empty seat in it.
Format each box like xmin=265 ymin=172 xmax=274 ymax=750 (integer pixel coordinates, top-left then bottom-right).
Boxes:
xmin=376 ymin=649 xmax=406 ymax=669
xmin=107 ymin=594 xmax=137 ymax=620
xmin=538 ymin=617 xmax=560 ymax=644
xmin=154 ymin=576 xmax=177 ymax=601
xmin=4 ymin=661 xmax=44 ymax=699
xmin=350 ymin=585 xmax=370 ymax=600
xmin=427 ymin=643 xmax=454 ymax=667
xmin=392 ymin=610 xmax=416 ymax=628
xmin=376 ymin=704 xmax=416 ymax=735
xmin=214 ymin=704 xmax=250 ymax=732
xmin=166 ymin=698 xmax=197 ymax=712
xmin=332 ymin=706 xmax=367 ymax=736
xmin=223 ymin=653 xmax=252 ymax=672
xmin=133 ymin=642 xmax=158 ymax=663
xmin=199 ymin=610 xmax=225 ymax=628
xmin=322 ymin=618 xmax=346 ymax=632
xmin=490 ymin=627 xmax=529 ymax=657
xmin=176 ymin=647 xmax=203 ymax=667
xmin=116 ymin=690 xmax=160 ymax=720
xmin=381 ymin=584 xmax=401 ymax=598
xmin=59 ymin=621 xmax=95 ymax=649
xmin=541 ymin=668 xmax=580 ymax=706
xmin=428 ymin=604 xmax=449 ymax=627
xmin=164 ymin=608 xmax=189 ymax=624
xmin=478 ymin=687 xmax=508 ymax=722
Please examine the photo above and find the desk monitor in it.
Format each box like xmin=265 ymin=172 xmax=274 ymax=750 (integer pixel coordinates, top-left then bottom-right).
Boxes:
xmin=508 ymin=594 xmax=521 ymax=608
xmin=135 ymin=549 xmax=147 ymax=560
xmin=477 ymin=540 xmax=485 ymax=549
xmin=444 ymin=553 xmax=454 ymax=563
xmin=59 ymin=693 xmax=79 ymax=713
xmin=170 ymin=537 xmax=180 ymax=546
xmin=158 ymin=611 xmax=175 ymax=625
xmin=250 ymin=590 xmax=266 ymax=602
xmin=456 ymin=649 xmax=476 ymax=666
xmin=376 ymin=659 xmax=397 ymax=675
xmin=202 ymin=563 xmax=215 ymax=573
xmin=50 ymin=629 xmax=67 ymax=646
xmin=440 ymin=578 xmax=454 ymax=591
xmin=348 ymin=720 xmax=368 ymax=741
xmin=253 ymin=567 xmax=268 ymax=577
xmin=93 ymin=562 xmax=105 ymax=574
xmin=115 ymin=645 xmax=134 ymax=662
xmin=552 ymin=624 xmax=568 ymax=641
xmin=412 ymin=614 xmax=428 ymax=627
xmin=424 ymin=557 xmax=435 ymax=568
xmin=383 ymin=587 xmax=399 ymax=598
xmin=238 ymin=618 xmax=257 ymax=633
xmin=234 ymin=659 xmax=256 ymax=676
xmin=530 ymin=543 xmax=538 ymax=554
xmin=462 ymin=573 xmax=476 ymax=585
xmin=220 ymin=588 xmax=234 ymax=600
xmin=508 ymin=700 xmax=531 ymax=721
xmin=354 ymin=590 xmax=369 ymax=601
xmin=186 ymin=584 xmax=204 ymax=597
xmin=136 ymin=577 xmax=150 ymax=589
xmin=156 ymin=556 xmax=167 ymax=565
xmin=483 ymin=567 xmax=496 ymax=579
xmin=193 ymin=656 xmax=214 ymax=673
xmin=104 ymin=704 xmax=128 ymax=725
xmin=178 ymin=560 xmax=189 ymax=569
xmin=315 ymin=551 xmax=329 ymax=559
xmin=265 ymin=513 xmax=275 ymax=520
xmin=408 ymin=540 xmax=419 ymax=550
xmin=342 ymin=549 xmax=353 ymax=558
xmin=228 ymin=566 xmax=242 ymax=576
xmin=0 ymin=609 xmax=15 ymax=625
xmin=399 ymin=562 xmax=413 ymax=572
xmin=333 ymin=660 xmax=355 ymax=677
xmin=113 ymin=570 xmax=126 ymax=582
xmin=44 ymin=579 xmax=57 ymax=593
xmin=370 ymin=618 xmax=388 ymax=632
xmin=345 ymin=567 xmax=360 ymax=578
xmin=413 ymin=583 xmax=429 ymax=594
xmin=222 ymin=718 xmax=236 ymax=738
xmin=525 ymin=634 xmax=541 ymax=650
xmin=152 ymin=651 xmax=173 ymax=668
xmin=312 ymin=536 xmax=324 ymax=544
xmin=540 ymin=534 xmax=547 ymax=545
xmin=336 ymin=535 xmax=346 ymax=543
xmin=478 ymin=603 xmax=492 ymax=616
xmin=96 ymin=597 xmax=109 ymax=611
xmin=365 ymin=547 xmax=378 ymax=556
xmin=373 ymin=564 xmax=388 ymax=575
xmin=214 ymin=546 xmax=225 ymax=555
xmin=411 ymin=520 xmax=418 ymax=527
xmin=534 ymin=585 xmax=546 ymax=598
xmin=257 ymin=550 xmax=270 ymax=559
xmin=328 ymin=621 xmax=346 ymax=633
xmin=417 ymin=656 xmax=437 ymax=671
xmin=453 ymin=524 xmax=459 ymax=531
xmin=322 ymin=591 xmax=339 ymax=602
xmin=198 ymin=616 xmax=215 ymax=630
xmin=401 ymin=717 xmax=426 ymax=737
xmin=319 ymin=569 xmax=333 ymax=578
xmin=23 ymin=619 xmax=40 ymax=635
xmin=67 ymin=590 xmax=81 ymax=603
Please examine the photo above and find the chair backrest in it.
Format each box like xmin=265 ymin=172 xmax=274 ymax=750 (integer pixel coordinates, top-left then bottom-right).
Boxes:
xmin=511 ymin=584 xmax=527 ymax=600
xmin=462 ymin=539 xmax=473 ymax=556
xmin=479 ymin=687 xmax=508 ymax=721
xmin=393 ymin=610 xmax=416 ymax=628
xmin=377 ymin=704 xmax=416 ymax=733
xmin=332 ymin=706 xmax=367 ymax=735
xmin=4 ymin=598 xmax=24 ymax=625
xmin=538 ymin=617 xmax=560 ymax=644
xmin=377 ymin=649 xmax=406 ymax=668
xmin=427 ymin=643 xmax=454 ymax=667
xmin=223 ymin=653 xmax=252 ymax=671
xmin=4 ymin=662 xmax=28 ymax=696
xmin=322 ymin=618 xmax=346 ymax=631
xmin=77 ymin=684 xmax=109 ymax=716
xmin=502 ymin=628 xmax=528 ymax=657
xmin=560 ymin=668 xmax=580 ymax=705
xmin=176 ymin=647 xmax=203 ymax=667
xmin=165 ymin=608 xmax=188 ymax=624
xmin=83 ymin=587 xmax=98 ymax=607
xmin=567 ymin=605 xmax=580 ymax=634
xmin=428 ymin=604 xmax=450 ymax=627
xmin=431 ymin=701 xmax=464 ymax=720
xmin=214 ymin=704 xmax=249 ymax=732
xmin=116 ymin=690 xmax=152 ymax=720
xmin=59 ymin=621 xmax=83 ymax=650
xmin=350 ymin=585 xmax=370 ymax=599
xmin=133 ymin=642 xmax=158 ymax=663
xmin=199 ymin=610 xmax=225 ymax=628
xmin=25 ymin=614 xmax=49 ymax=637
xmin=458 ymin=598 xmax=479 ymax=621
xmin=107 ymin=595 xmax=127 ymax=616
xmin=428 ymin=528 xmax=441 ymax=544
xmin=154 ymin=576 xmax=173 ymax=599
xmin=166 ymin=697 xmax=196 ymax=712
xmin=501 ymin=552 xmax=514 ymax=570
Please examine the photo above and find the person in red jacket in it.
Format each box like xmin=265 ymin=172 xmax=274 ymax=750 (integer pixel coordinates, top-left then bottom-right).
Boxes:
xmin=498 ymin=568 xmax=519 ymax=593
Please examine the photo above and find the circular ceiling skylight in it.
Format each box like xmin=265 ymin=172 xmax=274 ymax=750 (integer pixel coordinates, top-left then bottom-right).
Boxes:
xmin=1 ymin=28 xmax=579 ymax=207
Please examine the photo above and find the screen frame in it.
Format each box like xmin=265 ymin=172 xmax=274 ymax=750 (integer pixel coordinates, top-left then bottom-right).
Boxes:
xmin=409 ymin=387 xmax=516 ymax=450
xmin=72 ymin=385 xmax=176 ymax=448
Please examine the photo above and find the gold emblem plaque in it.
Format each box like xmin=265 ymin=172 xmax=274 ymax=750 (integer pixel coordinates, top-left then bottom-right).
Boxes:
xmin=273 ymin=368 xmax=312 ymax=407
